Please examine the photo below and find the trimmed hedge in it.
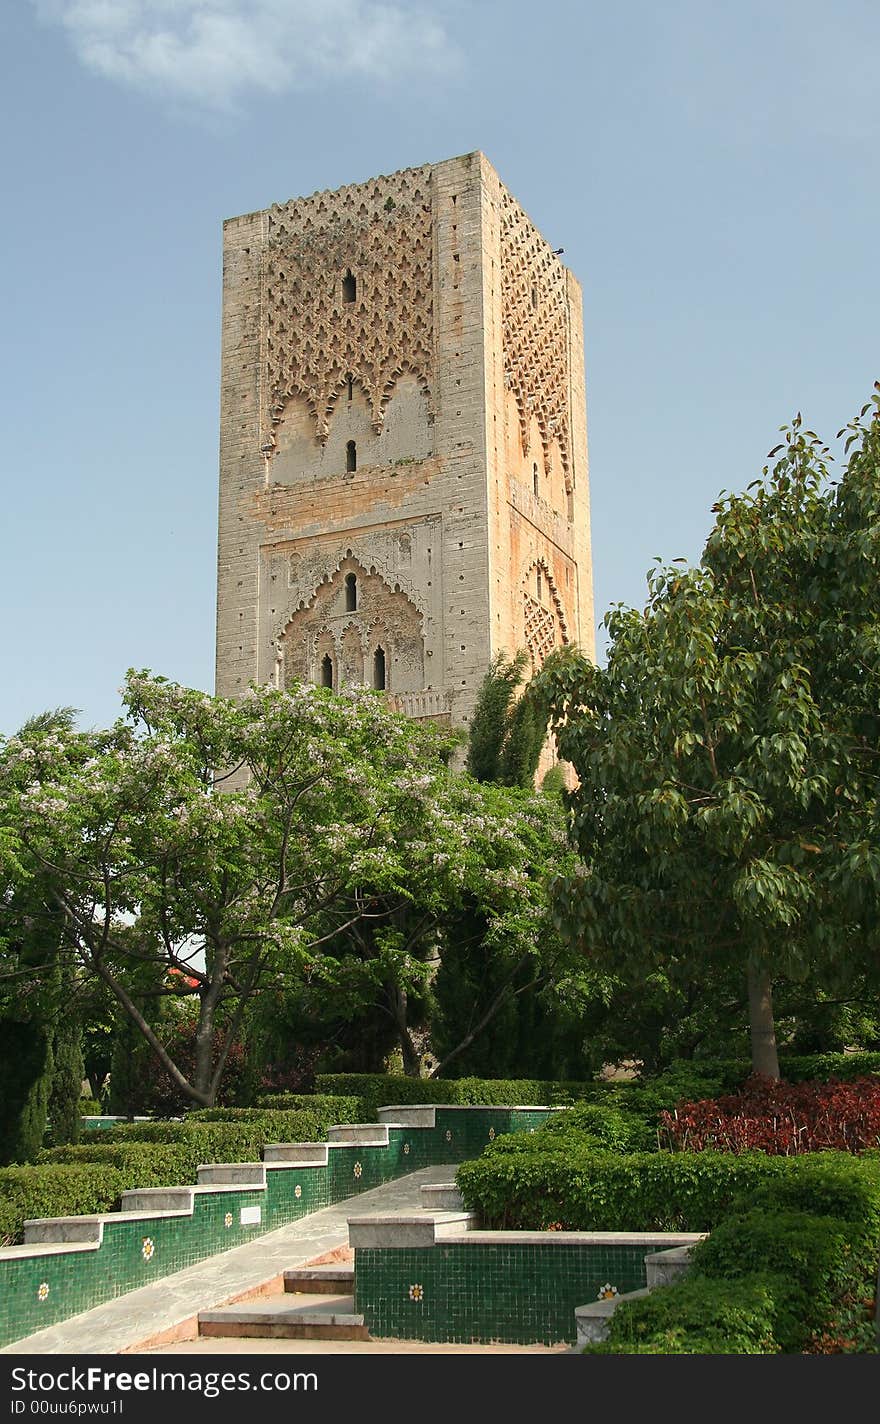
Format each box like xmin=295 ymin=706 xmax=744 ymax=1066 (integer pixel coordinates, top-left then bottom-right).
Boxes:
xmin=96 ymin=1109 xmax=344 ymax=1161
xmin=586 ymin=1274 xmax=782 ymax=1355
xmin=0 ymin=1165 xmax=129 ymax=1248
xmin=188 ymin=1098 xmax=364 ymax=1125
xmin=592 ymin=1208 xmax=878 ymax=1356
xmin=691 ymin=1209 xmax=874 ymax=1352
xmin=486 ymin=1104 xmax=658 ymax=1156
xmin=15 ymin=1107 xmax=358 ymax=1245
xmin=251 ymin=1094 xmax=367 ymax=1117
xmin=456 ymin=1144 xmax=880 ymax=1233
xmin=314 ymin=1069 xmax=732 ymax=1121
xmin=738 ymin=1053 xmax=880 ymax=1085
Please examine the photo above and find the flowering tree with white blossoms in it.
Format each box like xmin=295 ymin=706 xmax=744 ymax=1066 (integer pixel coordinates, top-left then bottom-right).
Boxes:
xmin=0 ymin=672 xmax=571 ymax=1106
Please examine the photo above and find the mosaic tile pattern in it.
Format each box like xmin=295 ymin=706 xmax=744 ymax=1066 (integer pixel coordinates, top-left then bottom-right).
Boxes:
xmin=354 ymin=1240 xmax=652 ymax=1345
xmin=0 ymin=1107 xmax=553 ymax=1347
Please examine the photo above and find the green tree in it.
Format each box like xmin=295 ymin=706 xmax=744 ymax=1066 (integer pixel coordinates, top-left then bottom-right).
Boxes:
xmin=0 ymin=708 xmax=78 ymax=1162
xmin=465 ymin=651 xmax=546 ymax=788
xmin=271 ymin=775 xmax=574 ymax=1078
xmin=0 ymin=673 xmax=574 ymax=1102
xmin=46 ymin=964 xmax=85 ymax=1147
xmin=537 ymin=392 xmax=880 ymax=1078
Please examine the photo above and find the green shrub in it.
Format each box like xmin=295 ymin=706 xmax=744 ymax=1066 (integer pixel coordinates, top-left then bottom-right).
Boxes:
xmin=588 ymin=1274 xmax=781 ymax=1354
xmin=690 ymin=1209 xmax=872 ymax=1352
xmin=0 ymin=1164 xmax=129 ymax=1247
xmin=457 ymin=1145 xmax=880 ymax=1233
xmin=78 ymin=1099 xmax=101 ymax=1117
xmin=491 ymin=1104 xmax=658 ymax=1155
xmin=40 ymin=1142 xmax=197 ymax=1190
xmin=199 ymin=1096 xmax=365 ymax=1122
xmin=313 ymin=1070 xmax=726 ymax=1121
xmin=667 ymin=1053 xmax=880 ymax=1087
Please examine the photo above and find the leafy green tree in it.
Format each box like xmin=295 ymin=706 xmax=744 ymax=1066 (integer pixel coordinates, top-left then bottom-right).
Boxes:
xmin=466 ymin=651 xmax=546 ymax=788
xmin=0 ymin=708 xmax=78 ymax=1161
xmin=46 ymin=966 xmax=85 ymax=1147
xmin=268 ymin=775 xmax=575 ymax=1078
xmin=537 ymin=391 xmax=880 ymax=1078
xmin=0 ymin=673 xmax=574 ymax=1101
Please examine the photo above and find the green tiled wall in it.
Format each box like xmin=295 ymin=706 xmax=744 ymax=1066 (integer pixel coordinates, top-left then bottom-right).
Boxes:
xmin=0 ymin=1107 xmax=553 ymax=1348
xmin=355 ymin=1240 xmax=651 ymax=1346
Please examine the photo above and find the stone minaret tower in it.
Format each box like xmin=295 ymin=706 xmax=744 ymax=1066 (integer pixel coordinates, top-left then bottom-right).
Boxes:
xmin=215 ymin=151 xmax=594 ymax=737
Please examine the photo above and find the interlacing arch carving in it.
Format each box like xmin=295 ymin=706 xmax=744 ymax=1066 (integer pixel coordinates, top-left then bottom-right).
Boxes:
xmin=278 ymin=548 xmax=426 ymax=646
xmin=276 ymin=560 xmax=424 ymax=693
xmin=501 ymin=191 xmax=572 ymax=492
xmin=263 ymin=166 xmax=435 ymax=452
xmin=522 ymin=559 xmax=569 ymax=673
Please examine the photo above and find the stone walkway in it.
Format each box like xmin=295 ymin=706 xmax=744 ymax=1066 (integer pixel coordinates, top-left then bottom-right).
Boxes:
xmin=2 ymin=1166 xmax=461 ymax=1356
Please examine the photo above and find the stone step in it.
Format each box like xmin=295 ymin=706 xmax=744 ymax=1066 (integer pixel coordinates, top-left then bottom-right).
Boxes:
xmin=198 ymin=1293 xmax=368 ymax=1341
xmin=284 ymin=1266 xmax=355 ymax=1294
xmin=419 ymin=1182 xmax=462 ymax=1211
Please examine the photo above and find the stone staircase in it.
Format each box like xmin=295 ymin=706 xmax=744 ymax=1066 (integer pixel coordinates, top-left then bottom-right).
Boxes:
xmin=198 ymin=1264 xmax=368 ymax=1342
xmin=196 ymin=1181 xmax=473 ymax=1344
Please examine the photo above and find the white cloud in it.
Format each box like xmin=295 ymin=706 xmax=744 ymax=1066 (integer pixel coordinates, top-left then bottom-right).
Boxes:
xmin=33 ymin=0 xmax=459 ymax=108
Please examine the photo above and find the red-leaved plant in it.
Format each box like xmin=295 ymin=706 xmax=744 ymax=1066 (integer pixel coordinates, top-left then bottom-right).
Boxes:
xmin=659 ymin=1075 xmax=880 ymax=1155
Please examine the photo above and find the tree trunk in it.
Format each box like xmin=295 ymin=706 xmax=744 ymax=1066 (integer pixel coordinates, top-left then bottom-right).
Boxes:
xmin=386 ymin=983 xmax=422 ymax=1077
xmin=747 ymin=956 xmax=780 ymax=1079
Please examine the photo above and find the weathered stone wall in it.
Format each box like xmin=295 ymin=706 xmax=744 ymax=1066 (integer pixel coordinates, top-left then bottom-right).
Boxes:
xmin=215 ymin=152 xmax=594 ymax=748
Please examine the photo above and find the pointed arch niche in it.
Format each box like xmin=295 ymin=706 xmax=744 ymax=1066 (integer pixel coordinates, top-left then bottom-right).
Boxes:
xmin=278 ymin=559 xmax=425 ymax=694
xmin=521 ymin=559 xmax=569 ymax=674
xmin=267 ymin=370 xmax=433 ymax=484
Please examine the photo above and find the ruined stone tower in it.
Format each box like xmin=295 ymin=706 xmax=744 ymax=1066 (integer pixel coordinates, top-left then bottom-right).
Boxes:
xmin=215 ymin=151 xmax=594 ymax=737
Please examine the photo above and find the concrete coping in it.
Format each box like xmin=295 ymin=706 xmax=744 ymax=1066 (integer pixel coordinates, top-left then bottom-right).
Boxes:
xmin=376 ymin=1107 xmax=436 ymax=1127
xmin=446 ymin=1231 xmax=704 ymax=1248
xmin=195 ymin=1164 xmax=267 ymax=1186
xmin=644 ymin=1243 xmax=700 ymax=1265
xmin=348 ymin=1210 xmax=475 ymax=1249
xmin=419 ymin=1183 xmax=463 ymax=1210
xmin=575 ymin=1288 xmax=650 ymax=1323
xmin=262 ymin=1143 xmax=329 ymax=1165
xmin=376 ymin=1104 xmax=561 ymax=1113
xmin=23 ymin=1217 xmax=106 ymax=1245
xmin=326 ymin=1124 xmax=390 ymax=1145
xmin=0 ymin=1239 xmax=101 ymax=1261
xmin=80 ymin=1116 xmax=151 ymax=1123
xmin=22 ymin=1206 xmax=220 ymax=1244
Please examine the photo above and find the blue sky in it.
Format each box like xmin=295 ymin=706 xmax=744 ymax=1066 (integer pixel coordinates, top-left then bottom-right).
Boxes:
xmin=1 ymin=0 xmax=877 ymax=734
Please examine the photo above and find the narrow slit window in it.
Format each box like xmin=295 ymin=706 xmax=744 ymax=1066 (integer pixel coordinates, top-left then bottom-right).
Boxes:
xmin=347 ymin=374 xmax=353 ymax=401
xmin=531 ymin=284 xmax=538 ymax=310
xmin=342 ymin=269 xmax=356 ymax=303
xmin=373 ymin=646 xmax=386 ymax=691
xmin=346 ymin=440 xmax=357 ymax=473
xmin=345 ymin=572 xmax=357 ymax=612
xmin=320 ymin=654 xmax=333 ymax=688
xmin=536 ymin=569 xmax=543 ymax=600
xmin=533 ymin=462 xmax=539 ymax=497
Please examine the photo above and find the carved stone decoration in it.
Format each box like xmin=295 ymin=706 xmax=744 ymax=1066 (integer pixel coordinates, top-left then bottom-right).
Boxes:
xmin=264 ymin=166 xmax=435 ymax=451
xmin=522 ymin=560 xmax=569 ymax=673
xmin=278 ymin=559 xmax=425 ymax=693
xmin=501 ymin=190 xmax=572 ymax=489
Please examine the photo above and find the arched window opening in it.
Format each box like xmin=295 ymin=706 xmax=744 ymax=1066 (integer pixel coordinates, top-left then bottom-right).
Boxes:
xmin=320 ymin=654 xmax=333 ymax=688
xmin=347 ymin=374 xmax=354 ymax=401
xmin=346 ymin=440 xmax=357 ymax=473
xmin=373 ymin=646 xmax=386 ymax=691
xmin=531 ymin=284 xmax=538 ymax=311
xmin=345 ymin=572 xmax=357 ymax=612
xmin=533 ymin=462 xmax=539 ymax=497
xmin=536 ymin=569 xmax=543 ymax=600
xmin=342 ymin=269 xmax=356 ymax=303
